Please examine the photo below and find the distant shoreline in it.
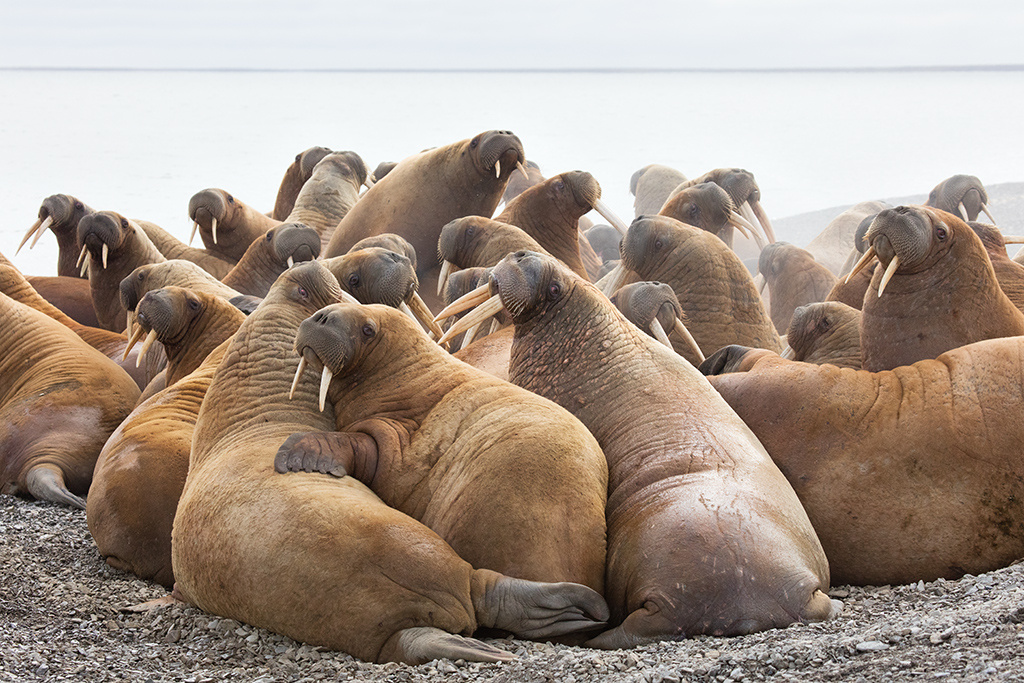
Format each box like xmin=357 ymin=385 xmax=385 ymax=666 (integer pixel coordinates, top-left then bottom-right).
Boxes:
xmin=3 ymin=65 xmax=1024 ymax=74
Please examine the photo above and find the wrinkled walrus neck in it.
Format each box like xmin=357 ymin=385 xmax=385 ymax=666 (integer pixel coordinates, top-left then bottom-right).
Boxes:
xmin=162 ymin=302 xmax=245 ymax=387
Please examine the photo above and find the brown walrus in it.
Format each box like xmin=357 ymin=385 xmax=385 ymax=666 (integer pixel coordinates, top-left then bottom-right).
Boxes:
xmin=188 ymin=188 xmax=281 ymax=263
xmin=677 ymin=168 xmax=777 ymax=245
xmin=968 ymin=221 xmax=1024 ymax=312
xmin=88 ymin=288 xmax=245 ymax=587
xmin=0 ymin=290 xmax=140 ymax=509
xmin=702 ymin=338 xmax=1024 ymax=585
xmin=275 ymin=302 xmax=608 ymax=591
xmin=757 ymin=242 xmax=838 ymax=334
xmin=629 ymin=164 xmax=688 ymax=217
xmin=271 ymin=146 xmax=334 ymax=221
xmin=17 ymin=193 xmax=94 ymax=278
xmin=171 ymin=261 xmax=609 ymax=663
xmin=283 ymin=151 xmax=367 ymax=249
xmin=851 ymin=205 xmax=1024 ymax=371
xmin=783 ymin=301 xmax=862 ymax=369
xmin=219 ymin=222 xmax=321 ymax=298
xmin=322 ymin=130 xmax=526 ymax=309
xmin=925 ymin=174 xmax=996 ymax=223
xmin=659 ymin=181 xmax=768 ymax=249
xmin=26 ymin=275 xmax=101 ymax=327
xmin=447 ymin=251 xmax=836 ymax=648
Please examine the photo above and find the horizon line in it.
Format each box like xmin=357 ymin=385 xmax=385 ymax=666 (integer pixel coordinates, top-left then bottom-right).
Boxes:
xmin=2 ymin=64 xmax=1023 ymax=74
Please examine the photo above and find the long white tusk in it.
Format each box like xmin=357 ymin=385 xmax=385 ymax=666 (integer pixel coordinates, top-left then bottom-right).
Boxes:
xmin=781 ymin=345 xmax=796 ymax=360
xmin=593 ymin=197 xmax=630 ymax=236
xmin=318 ymin=366 xmax=333 ymax=412
xmin=76 ymin=243 xmax=89 ymax=268
xmin=672 ymin=317 xmax=705 ymax=363
xmin=459 ymin=322 xmax=482 ymax=350
xmin=80 ymin=256 xmax=90 ymax=278
xmin=433 ymin=282 xmax=492 ymax=323
xmin=599 ymin=262 xmax=629 ymax=297
xmin=289 ymin=356 xmax=307 ymax=400
xmin=494 ymin=160 xmax=501 ymax=179
xmin=211 ymin=217 xmax=218 ymax=245
xmin=958 ymin=202 xmax=970 ymax=222
xmin=1001 ymin=234 xmax=1024 ymax=244
xmin=136 ymin=329 xmax=158 ymax=368
xmin=437 ymin=259 xmax=457 ymax=297
xmin=122 ymin=324 xmax=146 ymax=361
xmin=287 ymin=256 xmax=294 ymax=269
xmin=338 ymin=289 xmax=360 ymax=304
xmin=876 ymin=255 xmax=900 ymax=297
xmin=488 ymin=318 xmax=502 ymax=336
xmin=126 ymin=310 xmax=134 ymax=338
xmin=189 ymin=220 xmax=199 ymax=246
xmin=750 ymin=200 xmax=777 ymax=244
xmin=30 ymin=216 xmax=54 ymax=249
xmin=399 ymin=301 xmax=419 ymax=324
xmin=649 ymin=318 xmax=673 ymax=348
xmin=101 ymin=243 xmax=109 ymax=269
xmin=982 ymin=204 xmax=997 ymax=225
xmin=517 ymin=160 xmax=529 ymax=180
xmin=437 ymin=294 xmax=505 ymax=346
xmin=727 ymin=210 xmax=757 ymax=241
xmin=17 ymin=218 xmax=43 ymax=254
xmin=845 ymin=245 xmax=877 ymax=284
xmin=407 ymin=292 xmax=445 ymax=339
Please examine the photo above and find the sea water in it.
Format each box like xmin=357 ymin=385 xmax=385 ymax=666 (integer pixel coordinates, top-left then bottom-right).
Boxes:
xmin=2 ymin=68 xmax=1022 ymax=276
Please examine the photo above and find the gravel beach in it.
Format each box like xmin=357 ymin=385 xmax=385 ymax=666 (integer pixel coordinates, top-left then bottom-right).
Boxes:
xmin=2 ymin=495 xmax=1022 ymax=682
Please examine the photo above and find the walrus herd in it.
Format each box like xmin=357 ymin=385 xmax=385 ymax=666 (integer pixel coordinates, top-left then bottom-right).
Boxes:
xmin=2 ymin=129 xmax=1021 ymax=664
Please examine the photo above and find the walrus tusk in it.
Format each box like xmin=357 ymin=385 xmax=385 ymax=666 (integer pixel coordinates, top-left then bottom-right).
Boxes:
xmin=80 ymin=256 xmax=90 ymax=278
xmin=488 ymin=318 xmax=502 ymax=336
xmin=750 ymin=200 xmax=778 ymax=244
xmin=136 ymin=329 xmax=158 ymax=368
xmin=599 ymin=263 xmax=629 ymax=297
xmin=338 ymin=290 xmax=360 ymax=305
xmin=672 ymin=317 xmax=705 ymax=363
xmin=126 ymin=310 xmax=134 ymax=339
xmin=101 ymin=243 xmax=109 ymax=269
xmin=433 ymin=282 xmax=491 ymax=323
xmin=958 ymin=202 xmax=970 ymax=222
xmin=982 ymin=204 xmax=997 ymax=224
xmin=845 ymin=245 xmax=877 ymax=284
xmin=727 ymin=210 xmax=758 ymax=242
xmin=649 ymin=318 xmax=673 ymax=349
xmin=31 ymin=216 xmax=54 ymax=249
xmin=318 ymin=366 xmax=333 ymax=412
xmin=876 ymin=255 xmax=900 ymax=297
xmin=517 ymin=160 xmax=529 ymax=180
xmin=495 ymin=160 xmax=501 ymax=179
xmin=188 ymin=220 xmax=199 ymax=246
xmin=437 ymin=293 xmax=505 ymax=346
xmin=16 ymin=218 xmax=43 ymax=254
xmin=287 ymin=256 xmax=294 ymax=269
xmin=460 ymin=322 xmax=482 ymax=350
xmin=406 ymin=293 xmax=445 ymax=339
xmin=1001 ymin=234 xmax=1024 ymax=244
xmin=211 ymin=217 xmax=218 ymax=245
xmin=753 ymin=273 xmax=766 ymax=295
xmin=437 ymin=259 xmax=458 ymax=297
xmin=289 ymin=356 xmax=307 ymax=400
xmin=398 ymin=301 xmax=420 ymax=325
xmin=592 ymin=198 xmax=630 ymax=236
xmin=365 ymin=174 xmax=376 ymax=188
xmin=781 ymin=344 xmax=796 ymax=360
xmin=76 ymin=243 xmax=89 ymax=268
xmin=122 ymin=324 xmax=146 ymax=360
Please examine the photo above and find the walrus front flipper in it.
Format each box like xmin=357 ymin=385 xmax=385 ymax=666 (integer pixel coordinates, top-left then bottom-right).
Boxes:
xmin=274 ymin=431 xmax=377 ymax=479
xmin=25 ymin=463 xmax=86 ymax=509
xmin=472 ymin=569 xmax=610 ymax=639
xmin=379 ymin=627 xmax=516 ymax=664
xmin=698 ymin=344 xmax=755 ymax=376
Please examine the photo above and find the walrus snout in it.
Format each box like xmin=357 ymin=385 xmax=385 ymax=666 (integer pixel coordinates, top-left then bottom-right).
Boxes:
xmin=868 ymin=207 xmax=931 ymax=270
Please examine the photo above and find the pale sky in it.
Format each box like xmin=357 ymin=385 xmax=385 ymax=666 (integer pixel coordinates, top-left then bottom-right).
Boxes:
xmin=2 ymin=0 xmax=1023 ymax=70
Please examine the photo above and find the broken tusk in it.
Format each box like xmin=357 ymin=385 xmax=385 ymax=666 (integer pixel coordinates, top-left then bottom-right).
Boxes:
xmin=433 ymin=282 xmax=492 ymax=323
xmin=593 ymin=197 xmax=630 ymax=236
xmin=845 ymin=245 xmax=877 ymax=284
xmin=318 ymin=366 xmax=333 ymax=412
xmin=437 ymin=294 xmax=505 ymax=346
xmin=289 ymin=356 xmax=307 ymax=400
xmin=136 ymin=329 xmax=158 ymax=368
xmin=287 ymin=256 xmax=294 ymax=269
xmin=877 ymin=255 xmax=900 ymax=297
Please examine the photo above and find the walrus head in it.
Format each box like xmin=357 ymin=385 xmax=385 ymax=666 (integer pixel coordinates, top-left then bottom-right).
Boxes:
xmin=187 ymin=188 xmax=234 ymax=246
xmin=298 ymin=146 xmax=335 ymax=178
xmin=437 ymin=216 xmax=544 ymax=283
xmin=467 ymin=130 xmax=525 ymax=181
xmin=120 ymin=260 xmax=241 ymax=315
xmin=585 ymin=224 xmax=622 ymax=264
xmin=785 ymin=301 xmax=861 ymax=364
xmin=926 ymin=174 xmax=995 ymax=223
xmin=261 ymin=222 xmax=321 ymax=269
xmin=77 ymin=211 xmax=135 ymax=273
xmin=18 ymin=193 xmax=92 ymax=254
xmin=680 ymin=168 xmax=776 ymax=244
xmin=661 ymin=182 xmax=761 ymax=246
xmin=609 ymin=281 xmax=703 ymax=362
xmin=309 ymin=151 xmax=368 ymax=191
xmin=350 ymin=233 xmax=418 ymax=271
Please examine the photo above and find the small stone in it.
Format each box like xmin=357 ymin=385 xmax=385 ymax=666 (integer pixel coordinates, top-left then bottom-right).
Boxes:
xmin=856 ymin=641 xmax=890 ymax=652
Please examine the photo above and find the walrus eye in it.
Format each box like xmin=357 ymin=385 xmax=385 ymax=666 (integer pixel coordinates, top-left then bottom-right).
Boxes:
xmin=137 ymin=272 xmax=145 ymax=281
xmin=820 ymin=316 xmax=831 ymax=330
xmin=297 ymin=286 xmax=308 ymax=300
xmin=362 ymin=323 xmax=375 ymax=338
xmin=936 ymin=226 xmax=948 ymax=241
xmin=188 ymin=298 xmax=200 ymax=311
xmin=470 ymin=137 xmax=479 ymax=149
xmin=348 ymin=274 xmax=360 ymax=288
xmin=226 ymin=194 xmax=235 ymax=204
xmin=546 ymin=282 xmax=562 ymax=301
xmin=121 ymin=218 xmax=129 ymax=229
xmin=654 ymin=239 xmax=664 ymax=251
xmin=75 ymin=201 xmax=83 ymax=210
xmin=466 ymin=226 xmax=475 ymax=238
xmin=265 ymin=231 xmax=274 ymax=242
xmin=688 ymin=204 xmax=699 ymax=219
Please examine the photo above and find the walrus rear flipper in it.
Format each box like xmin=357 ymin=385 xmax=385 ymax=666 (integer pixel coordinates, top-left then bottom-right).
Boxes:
xmin=379 ymin=627 xmax=516 ymax=664
xmin=472 ymin=570 xmax=610 ymax=640
xmin=699 ymin=345 xmax=755 ymax=376
xmin=25 ymin=463 xmax=85 ymax=509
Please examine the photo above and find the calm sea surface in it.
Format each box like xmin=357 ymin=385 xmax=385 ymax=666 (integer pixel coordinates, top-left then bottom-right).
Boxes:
xmin=2 ymin=69 xmax=1022 ymax=275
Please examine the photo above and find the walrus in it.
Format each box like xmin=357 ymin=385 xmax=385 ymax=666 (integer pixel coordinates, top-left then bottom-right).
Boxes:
xmin=437 ymin=216 xmax=550 ymax=296
xmin=849 ymin=205 xmax=1024 ymax=371
xmin=134 ymin=219 xmax=235 ymax=279
xmin=120 ymin=260 xmax=249 ymax=320
xmin=444 ymin=251 xmax=836 ymax=648
xmin=0 ymin=290 xmax=140 ymax=508
xmin=629 ymin=164 xmax=688 ymax=217
xmin=783 ymin=301 xmax=862 ymax=369
xmin=757 ymin=242 xmax=837 ymax=334
xmin=24 ymin=274 xmax=101 ymax=327
xmin=677 ymin=168 xmax=777 ymax=245
xmin=322 ymin=130 xmax=526 ymax=309
xmin=283 ymin=151 xmax=367 ymax=249
xmin=605 ymin=215 xmax=783 ymax=357
xmin=188 ymin=188 xmax=281 ymax=263
xmin=272 ymin=146 xmax=334 ymax=221
xmin=275 ymin=302 xmax=608 ymax=592
xmin=219 ymin=222 xmax=321 ymax=298
xmin=968 ymin=221 xmax=1024 ymax=312
xmin=925 ymin=174 xmax=996 ymax=223
xmin=701 ymin=338 xmax=1024 ymax=585
xmin=78 ymin=211 xmax=167 ymax=332
xmin=501 ymin=159 xmax=544 ymax=204
xmin=171 ymin=261 xmax=609 ymax=663
xmin=17 ymin=193 xmax=94 ymax=278
xmin=659 ymin=182 xmax=767 ymax=249
xmin=608 ymin=281 xmax=704 ymax=364
xmin=88 ymin=288 xmax=245 ymax=587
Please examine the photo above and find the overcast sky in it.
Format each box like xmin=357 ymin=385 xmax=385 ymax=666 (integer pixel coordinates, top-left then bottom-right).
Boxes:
xmin=3 ymin=1 xmax=1023 ymax=70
